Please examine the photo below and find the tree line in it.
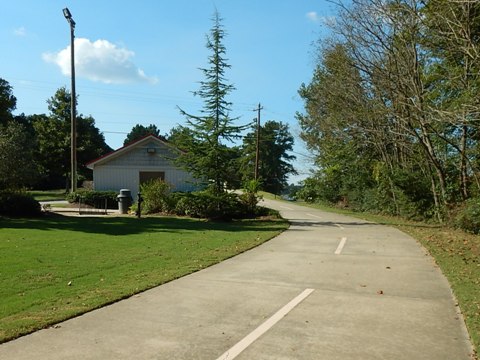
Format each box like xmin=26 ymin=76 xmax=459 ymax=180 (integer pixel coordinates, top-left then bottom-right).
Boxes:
xmin=0 ymin=82 xmax=111 ymax=190
xmin=297 ymin=0 xmax=480 ymax=223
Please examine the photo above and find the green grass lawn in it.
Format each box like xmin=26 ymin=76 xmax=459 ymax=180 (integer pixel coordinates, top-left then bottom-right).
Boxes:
xmin=27 ymin=190 xmax=67 ymax=202
xmin=296 ymin=200 xmax=480 ymax=358
xmin=259 ymin=191 xmax=283 ymax=201
xmin=0 ymin=214 xmax=288 ymax=343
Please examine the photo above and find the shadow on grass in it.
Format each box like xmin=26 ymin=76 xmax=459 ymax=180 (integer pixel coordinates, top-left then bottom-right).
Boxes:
xmin=285 ymin=218 xmax=441 ymax=232
xmin=295 ymin=202 xmax=443 ymax=230
xmin=0 ymin=213 xmax=287 ymax=236
xmin=290 ymin=219 xmax=374 ymax=227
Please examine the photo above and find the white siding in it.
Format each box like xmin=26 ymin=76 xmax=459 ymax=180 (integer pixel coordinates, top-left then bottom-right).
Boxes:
xmin=92 ymin=140 xmax=198 ymax=198
xmin=93 ymin=166 xmax=138 ymax=195
xmin=106 ymin=141 xmax=176 ymax=168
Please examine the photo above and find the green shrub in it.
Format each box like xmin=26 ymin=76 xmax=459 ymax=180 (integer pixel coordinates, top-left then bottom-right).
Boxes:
xmin=239 ymin=180 xmax=263 ymax=215
xmin=297 ymin=176 xmax=341 ymax=204
xmin=66 ymin=189 xmax=118 ymax=209
xmin=174 ymin=191 xmax=243 ymax=220
xmin=215 ymin=192 xmax=244 ymax=219
xmin=254 ymin=206 xmax=281 ymax=218
xmin=174 ymin=192 xmax=215 ymax=218
xmin=455 ymin=197 xmax=480 ymax=234
xmin=139 ymin=179 xmax=173 ymax=214
xmin=176 ymin=193 xmax=203 ymax=217
xmin=0 ymin=190 xmax=41 ymax=217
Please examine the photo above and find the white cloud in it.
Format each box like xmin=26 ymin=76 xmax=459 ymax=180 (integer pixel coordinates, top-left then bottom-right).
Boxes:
xmin=14 ymin=27 xmax=27 ymax=36
xmin=306 ymin=12 xmax=336 ymax=26
xmin=306 ymin=11 xmax=320 ymax=23
xmin=43 ymin=38 xmax=158 ymax=85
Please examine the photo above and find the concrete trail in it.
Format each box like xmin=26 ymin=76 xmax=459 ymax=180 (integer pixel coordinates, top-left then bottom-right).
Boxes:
xmin=0 ymin=199 xmax=474 ymax=359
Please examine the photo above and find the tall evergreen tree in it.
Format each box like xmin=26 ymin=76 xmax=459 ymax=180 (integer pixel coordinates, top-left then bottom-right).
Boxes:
xmin=240 ymin=120 xmax=297 ymax=194
xmin=177 ymin=11 xmax=245 ymax=194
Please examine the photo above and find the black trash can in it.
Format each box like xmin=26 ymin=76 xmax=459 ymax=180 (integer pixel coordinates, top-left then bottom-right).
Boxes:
xmin=117 ymin=189 xmax=132 ymax=214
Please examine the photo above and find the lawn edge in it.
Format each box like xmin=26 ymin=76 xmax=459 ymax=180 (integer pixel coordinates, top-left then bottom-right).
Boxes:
xmin=1 ymin=216 xmax=289 ymax=344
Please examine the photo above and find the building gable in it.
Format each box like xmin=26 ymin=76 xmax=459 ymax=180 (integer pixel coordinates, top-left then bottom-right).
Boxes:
xmin=86 ymin=134 xmax=197 ymax=197
xmin=99 ymin=140 xmax=178 ymax=168
xmin=87 ymin=135 xmax=179 ymax=169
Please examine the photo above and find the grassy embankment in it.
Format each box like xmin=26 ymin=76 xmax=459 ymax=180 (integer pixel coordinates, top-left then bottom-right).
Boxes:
xmin=0 ymin=214 xmax=288 ymax=343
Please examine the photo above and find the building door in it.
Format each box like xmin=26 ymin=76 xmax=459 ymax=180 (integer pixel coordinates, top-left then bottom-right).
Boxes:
xmin=139 ymin=171 xmax=165 ymax=185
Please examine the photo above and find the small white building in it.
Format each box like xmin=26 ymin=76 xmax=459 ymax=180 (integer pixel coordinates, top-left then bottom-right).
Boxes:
xmin=86 ymin=134 xmax=197 ymax=199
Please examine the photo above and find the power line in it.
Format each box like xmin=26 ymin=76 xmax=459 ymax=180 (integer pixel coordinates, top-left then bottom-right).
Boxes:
xmin=9 ymin=77 xmax=261 ymax=110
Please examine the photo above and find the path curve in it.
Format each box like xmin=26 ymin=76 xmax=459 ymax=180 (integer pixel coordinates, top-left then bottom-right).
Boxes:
xmin=0 ymin=199 xmax=474 ymax=359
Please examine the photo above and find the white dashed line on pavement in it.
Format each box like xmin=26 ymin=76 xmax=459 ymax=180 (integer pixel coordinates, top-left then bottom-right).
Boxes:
xmin=216 ymin=288 xmax=315 ymax=360
xmin=335 ymin=237 xmax=348 ymax=255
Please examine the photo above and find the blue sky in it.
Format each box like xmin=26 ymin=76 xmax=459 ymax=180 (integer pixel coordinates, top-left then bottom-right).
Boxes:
xmin=1 ymin=0 xmax=335 ymax=183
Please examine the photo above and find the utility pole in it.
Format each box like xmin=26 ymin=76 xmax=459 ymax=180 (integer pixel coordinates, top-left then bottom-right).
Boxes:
xmin=254 ymin=103 xmax=263 ymax=181
xmin=63 ymin=7 xmax=77 ymax=192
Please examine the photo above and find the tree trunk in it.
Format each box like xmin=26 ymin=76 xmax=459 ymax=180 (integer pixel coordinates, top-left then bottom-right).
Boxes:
xmin=430 ymin=172 xmax=443 ymax=223
xmin=460 ymin=124 xmax=469 ymax=200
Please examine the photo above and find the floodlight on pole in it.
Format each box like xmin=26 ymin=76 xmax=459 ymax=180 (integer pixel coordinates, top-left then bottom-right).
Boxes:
xmin=63 ymin=8 xmax=75 ymax=25
xmin=63 ymin=7 xmax=77 ymax=192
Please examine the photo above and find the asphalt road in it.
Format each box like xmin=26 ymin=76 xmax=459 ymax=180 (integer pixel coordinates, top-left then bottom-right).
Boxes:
xmin=0 ymin=198 xmax=474 ymax=359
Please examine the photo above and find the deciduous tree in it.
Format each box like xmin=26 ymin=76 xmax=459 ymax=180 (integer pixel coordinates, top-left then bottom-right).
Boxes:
xmin=34 ymin=87 xmax=111 ymax=189
xmin=240 ymin=120 xmax=297 ymax=194
xmin=0 ymin=78 xmax=16 ymax=126
xmin=0 ymin=122 xmax=38 ymax=189
xmin=124 ymin=124 xmax=161 ymax=145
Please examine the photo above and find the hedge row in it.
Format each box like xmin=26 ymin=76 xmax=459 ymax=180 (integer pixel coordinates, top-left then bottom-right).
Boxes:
xmin=66 ymin=189 xmax=119 ymax=209
xmin=135 ymin=179 xmax=277 ymax=220
xmin=170 ymin=191 xmax=276 ymax=220
xmin=0 ymin=190 xmax=41 ymax=217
